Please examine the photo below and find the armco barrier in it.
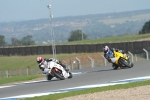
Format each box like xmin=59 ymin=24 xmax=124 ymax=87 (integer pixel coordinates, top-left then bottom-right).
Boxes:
xmin=0 ymin=41 xmax=149 ymax=56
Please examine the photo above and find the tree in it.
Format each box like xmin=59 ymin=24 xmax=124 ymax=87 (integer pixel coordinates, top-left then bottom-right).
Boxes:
xmin=139 ymin=20 xmax=150 ymax=34
xmin=11 ymin=37 xmax=22 ymax=46
xmin=68 ymin=30 xmax=88 ymax=42
xmin=21 ymin=35 xmax=35 ymax=45
xmin=0 ymin=35 xmax=6 ymax=46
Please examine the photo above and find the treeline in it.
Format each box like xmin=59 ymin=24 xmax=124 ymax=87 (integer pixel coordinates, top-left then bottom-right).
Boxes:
xmin=0 ymin=35 xmax=35 ymax=47
xmin=139 ymin=20 xmax=150 ymax=34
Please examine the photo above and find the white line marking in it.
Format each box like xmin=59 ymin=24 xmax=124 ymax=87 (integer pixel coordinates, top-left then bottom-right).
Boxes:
xmin=1 ymin=75 xmax=150 ymax=100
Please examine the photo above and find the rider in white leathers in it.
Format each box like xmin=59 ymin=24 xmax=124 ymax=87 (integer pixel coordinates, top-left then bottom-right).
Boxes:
xmin=36 ymin=56 xmax=69 ymax=74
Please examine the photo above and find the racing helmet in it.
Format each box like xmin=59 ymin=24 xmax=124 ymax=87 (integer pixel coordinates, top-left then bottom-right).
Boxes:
xmin=103 ymin=46 xmax=109 ymax=54
xmin=36 ymin=56 xmax=44 ymax=64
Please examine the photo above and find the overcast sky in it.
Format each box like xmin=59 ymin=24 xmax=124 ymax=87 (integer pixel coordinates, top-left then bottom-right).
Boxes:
xmin=0 ymin=0 xmax=150 ymax=23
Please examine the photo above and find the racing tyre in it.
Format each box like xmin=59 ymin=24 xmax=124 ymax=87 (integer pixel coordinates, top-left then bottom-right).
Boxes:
xmin=112 ymin=65 xmax=119 ymax=70
xmin=130 ymin=63 xmax=134 ymax=67
xmin=46 ymin=74 xmax=53 ymax=80
xmin=68 ymin=72 xmax=73 ymax=79
xmin=52 ymin=69 xmax=65 ymax=80
xmin=119 ymin=58 xmax=132 ymax=68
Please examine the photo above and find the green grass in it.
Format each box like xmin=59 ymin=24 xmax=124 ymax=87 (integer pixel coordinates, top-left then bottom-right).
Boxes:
xmin=0 ymin=75 xmax=44 ymax=85
xmin=60 ymin=33 xmax=150 ymax=45
xmin=24 ymin=79 xmax=150 ymax=100
xmin=0 ymin=53 xmax=82 ymax=70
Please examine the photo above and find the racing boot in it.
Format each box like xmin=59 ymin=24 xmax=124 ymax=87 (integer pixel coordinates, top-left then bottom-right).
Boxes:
xmin=112 ymin=63 xmax=119 ymax=70
xmin=64 ymin=67 xmax=69 ymax=72
xmin=62 ymin=64 xmax=69 ymax=72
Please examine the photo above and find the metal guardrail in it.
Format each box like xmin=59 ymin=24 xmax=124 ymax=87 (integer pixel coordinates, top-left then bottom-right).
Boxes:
xmin=143 ymin=48 xmax=149 ymax=60
xmin=128 ymin=51 xmax=134 ymax=62
xmin=88 ymin=56 xmax=94 ymax=68
xmin=76 ymin=57 xmax=82 ymax=69
xmin=101 ymin=55 xmax=107 ymax=66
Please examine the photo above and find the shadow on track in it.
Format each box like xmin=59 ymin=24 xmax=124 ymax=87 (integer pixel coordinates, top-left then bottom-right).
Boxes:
xmin=87 ymin=69 xmax=114 ymax=73
xmin=86 ymin=67 xmax=130 ymax=73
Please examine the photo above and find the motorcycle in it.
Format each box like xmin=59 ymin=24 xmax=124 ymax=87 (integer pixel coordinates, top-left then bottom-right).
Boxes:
xmin=46 ymin=61 xmax=73 ymax=80
xmin=109 ymin=50 xmax=134 ymax=70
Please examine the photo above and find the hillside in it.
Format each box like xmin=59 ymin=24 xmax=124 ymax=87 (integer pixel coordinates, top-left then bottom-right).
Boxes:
xmin=0 ymin=9 xmax=150 ymax=44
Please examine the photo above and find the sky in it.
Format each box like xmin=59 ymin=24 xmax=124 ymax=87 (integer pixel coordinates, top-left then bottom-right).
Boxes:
xmin=0 ymin=0 xmax=150 ymax=23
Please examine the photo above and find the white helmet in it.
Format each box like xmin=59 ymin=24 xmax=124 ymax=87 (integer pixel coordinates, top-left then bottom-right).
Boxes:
xmin=103 ymin=46 xmax=109 ymax=54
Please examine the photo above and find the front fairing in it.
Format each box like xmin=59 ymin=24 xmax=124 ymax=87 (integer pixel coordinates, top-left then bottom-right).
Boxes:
xmin=48 ymin=61 xmax=69 ymax=78
xmin=112 ymin=51 xmax=128 ymax=65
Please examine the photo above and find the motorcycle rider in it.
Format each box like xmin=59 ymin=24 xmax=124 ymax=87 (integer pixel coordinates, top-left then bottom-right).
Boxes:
xmin=36 ymin=56 xmax=69 ymax=74
xmin=103 ymin=45 xmax=125 ymax=67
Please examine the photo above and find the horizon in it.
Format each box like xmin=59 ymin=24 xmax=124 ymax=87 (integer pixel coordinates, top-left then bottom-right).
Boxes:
xmin=1 ymin=8 xmax=150 ymax=24
xmin=1 ymin=0 xmax=150 ymax=23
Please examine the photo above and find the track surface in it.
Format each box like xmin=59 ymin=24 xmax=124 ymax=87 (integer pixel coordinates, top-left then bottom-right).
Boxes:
xmin=0 ymin=61 xmax=150 ymax=98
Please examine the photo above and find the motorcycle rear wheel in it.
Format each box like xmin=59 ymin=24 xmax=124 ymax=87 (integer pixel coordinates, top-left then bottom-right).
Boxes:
xmin=68 ymin=72 xmax=73 ymax=78
xmin=112 ymin=64 xmax=119 ymax=70
xmin=47 ymin=74 xmax=53 ymax=80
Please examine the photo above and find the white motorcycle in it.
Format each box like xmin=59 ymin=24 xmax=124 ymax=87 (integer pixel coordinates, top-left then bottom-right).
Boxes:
xmin=46 ymin=61 xmax=73 ymax=80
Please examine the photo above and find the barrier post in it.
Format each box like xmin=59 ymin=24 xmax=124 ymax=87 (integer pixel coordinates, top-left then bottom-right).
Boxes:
xmin=101 ymin=55 xmax=107 ymax=66
xmin=63 ymin=60 xmax=69 ymax=69
xmin=8 ymin=68 xmax=11 ymax=77
xmin=76 ymin=57 xmax=82 ymax=69
xmin=88 ymin=56 xmax=94 ymax=68
xmin=27 ymin=66 xmax=31 ymax=75
xmin=6 ymin=70 xmax=8 ymax=78
xmin=71 ymin=60 xmax=76 ymax=70
xmin=18 ymin=67 xmax=20 ymax=76
xmin=143 ymin=48 xmax=149 ymax=60
xmin=128 ymin=51 xmax=134 ymax=62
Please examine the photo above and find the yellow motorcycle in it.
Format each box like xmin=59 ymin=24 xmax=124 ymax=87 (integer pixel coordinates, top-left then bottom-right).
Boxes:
xmin=109 ymin=50 xmax=134 ymax=70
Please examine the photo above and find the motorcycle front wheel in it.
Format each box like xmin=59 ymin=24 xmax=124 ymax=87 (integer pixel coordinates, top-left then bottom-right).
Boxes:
xmin=119 ymin=58 xmax=132 ymax=68
xmin=51 ymin=69 xmax=65 ymax=80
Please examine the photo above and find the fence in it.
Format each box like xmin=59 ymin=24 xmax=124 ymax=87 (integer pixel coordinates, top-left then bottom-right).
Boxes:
xmin=0 ymin=40 xmax=150 ymax=56
xmin=0 ymin=66 xmax=42 ymax=78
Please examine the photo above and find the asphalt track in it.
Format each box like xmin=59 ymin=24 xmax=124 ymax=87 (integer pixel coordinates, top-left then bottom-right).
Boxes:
xmin=0 ymin=60 xmax=150 ymax=99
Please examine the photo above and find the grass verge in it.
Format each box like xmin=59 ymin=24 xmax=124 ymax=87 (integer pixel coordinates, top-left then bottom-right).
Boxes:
xmin=23 ymin=79 xmax=150 ymax=100
xmin=0 ymin=75 xmax=44 ymax=85
xmin=61 ymin=33 xmax=150 ymax=45
xmin=0 ymin=53 xmax=83 ymax=70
